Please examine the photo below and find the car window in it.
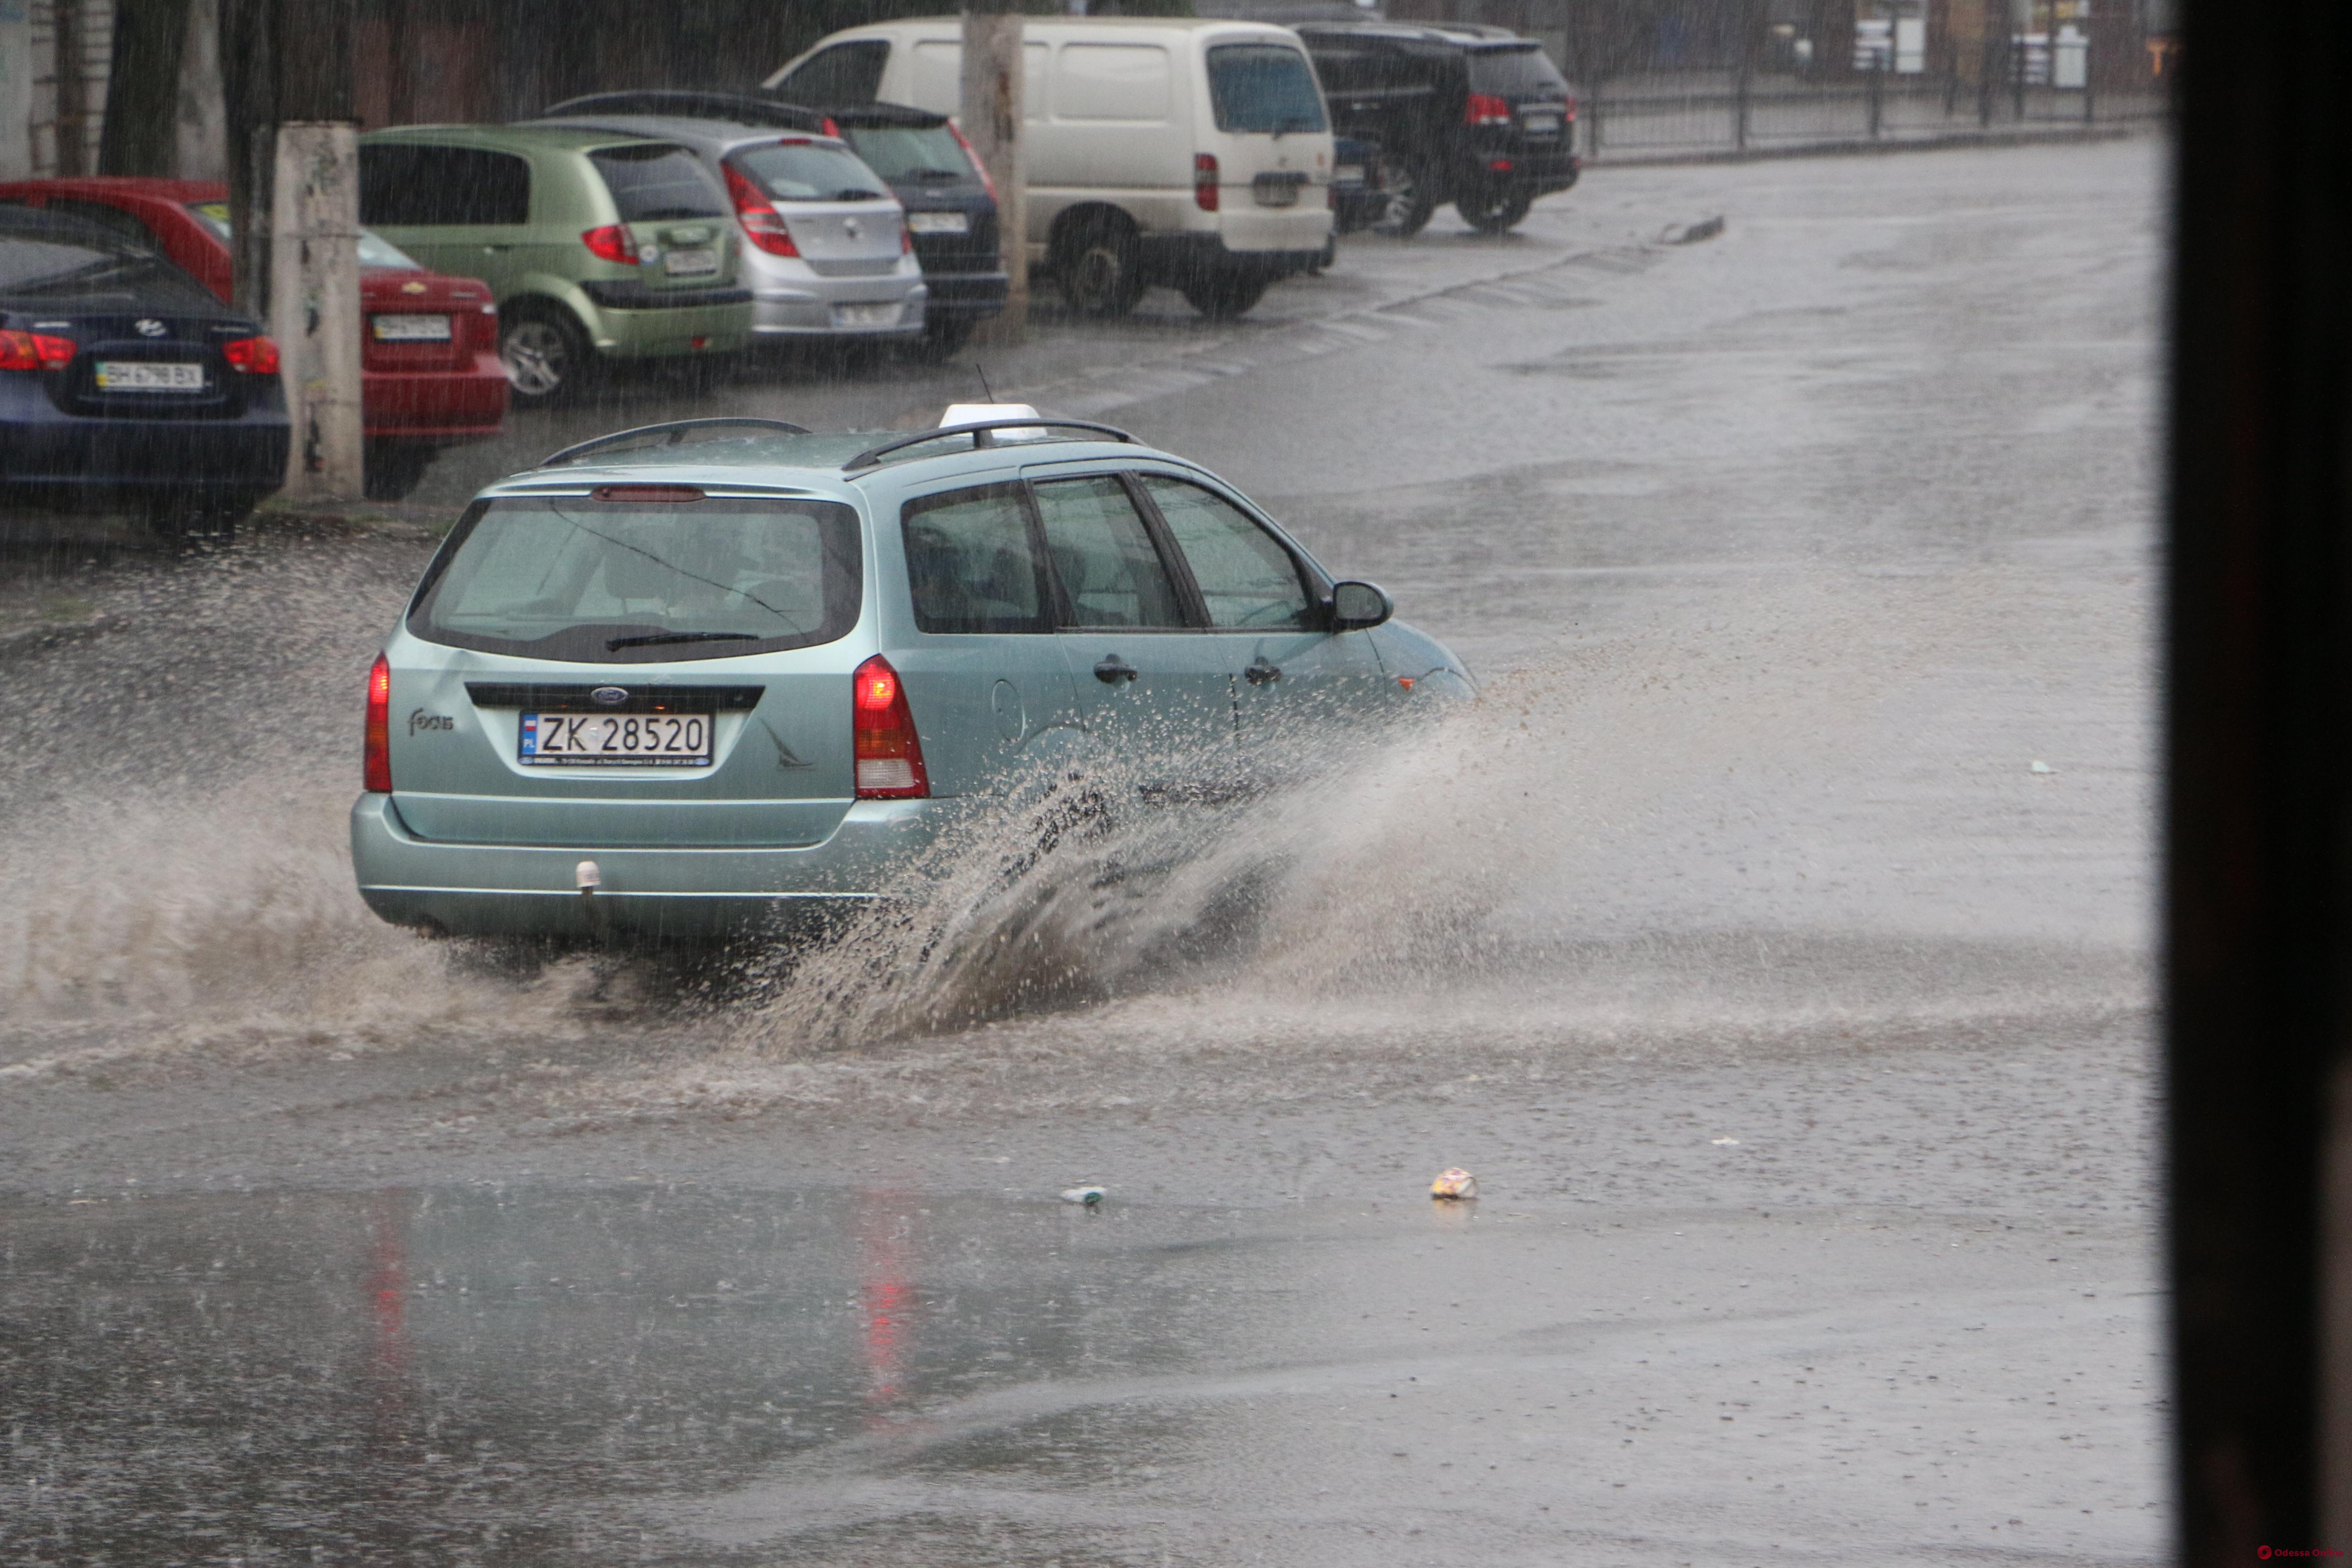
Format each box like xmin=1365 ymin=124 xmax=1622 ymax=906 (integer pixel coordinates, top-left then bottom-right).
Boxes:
xmin=771 ymin=40 xmax=890 ymax=107
xmin=1031 ymin=476 xmax=1186 ymax=629
xmin=0 ymin=208 xmax=213 ymax=306
xmin=42 ymin=198 xmax=156 ymax=247
xmin=1207 ymin=43 xmax=1329 ymax=135
xmin=410 ymin=495 xmax=863 ymax=664
xmin=903 ymin=484 xmax=1048 ymax=634
xmin=360 ymin=145 xmax=532 ymax=226
xmin=588 ymin=144 xmax=731 ymax=221
xmin=1140 ymin=477 xmax=1317 ymax=631
xmin=184 ymin=201 xmax=421 ymax=269
xmin=729 ymin=139 xmax=889 ymax=203
xmin=1467 ymin=45 xmax=1570 ymax=98
xmin=839 ymin=123 xmax=974 ymax=185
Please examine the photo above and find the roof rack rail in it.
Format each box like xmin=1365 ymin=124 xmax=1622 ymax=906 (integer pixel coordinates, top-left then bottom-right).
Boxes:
xmin=543 ymin=417 xmax=814 ymax=468
xmin=542 ymin=90 xmax=831 ymax=132
xmin=842 ymin=418 xmax=1136 ymax=472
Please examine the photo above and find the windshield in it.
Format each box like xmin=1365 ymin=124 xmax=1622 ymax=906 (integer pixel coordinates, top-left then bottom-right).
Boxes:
xmin=587 ymin=144 xmax=731 ymax=221
xmin=184 ymin=202 xmax=423 ymax=269
xmin=837 ymin=122 xmax=974 ymax=185
xmin=729 ymin=138 xmax=890 ymax=202
xmin=409 ymin=495 xmax=863 ymax=663
xmin=1467 ymin=45 xmax=1570 ymax=98
xmin=1207 ymin=43 xmax=1329 ymax=135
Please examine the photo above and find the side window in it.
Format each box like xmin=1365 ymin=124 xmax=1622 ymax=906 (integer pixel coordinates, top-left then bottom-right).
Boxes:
xmin=360 ymin=145 xmax=531 ymax=226
xmin=902 ymin=483 xmax=1048 ymax=634
xmin=1031 ymin=476 xmax=1186 ymax=629
xmin=773 ymin=40 xmax=890 ymax=106
xmin=1139 ymin=477 xmax=1317 ymax=631
xmin=44 ymin=199 xmax=156 ymax=247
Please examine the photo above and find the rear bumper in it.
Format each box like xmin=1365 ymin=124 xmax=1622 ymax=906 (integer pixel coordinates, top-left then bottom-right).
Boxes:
xmin=919 ymin=269 xmax=1009 ymax=320
xmin=350 ymin=790 xmax=946 ymax=938
xmin=748 ymin=280 xmax=928 ymax=340
xmin=361 ymin=355 xmax=509 ymax=444
xmin=0 ymin=386 xmax=288 ymax=494
xmin=573 ymin=292 xmax=757 ymax=359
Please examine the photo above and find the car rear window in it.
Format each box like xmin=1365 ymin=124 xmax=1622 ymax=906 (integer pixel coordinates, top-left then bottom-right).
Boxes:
xmin=839 ymin=123 xmax=975 ymax=187
xmin=0 ymin=209 xmax=213 ymax=306
xmin=588 ymin=144 xmax=731 ymax=221
xmin=410 ymin=495 xmax=863 ymax=664
xmin=728 ymin=139 xmax=890 ymax=203
xmin=1207 ymin=43 xmax=1329 ymax=135
xmin=1467 ymin=46 xmax=1569 ymax=98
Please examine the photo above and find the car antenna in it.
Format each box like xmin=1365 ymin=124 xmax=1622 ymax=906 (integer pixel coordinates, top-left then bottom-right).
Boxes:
xmin=974 ymin=363 xmax=997 ymax=401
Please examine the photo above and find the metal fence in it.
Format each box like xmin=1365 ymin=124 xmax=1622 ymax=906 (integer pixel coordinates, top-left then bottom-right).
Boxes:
xmin=1583 ymin=58 xmax=2172 ymax=162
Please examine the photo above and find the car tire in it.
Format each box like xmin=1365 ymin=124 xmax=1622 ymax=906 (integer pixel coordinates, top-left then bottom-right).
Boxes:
xmin=363 ymin=441 xmax=436 ymax=502
xmin=1457 ymin=186 xmax=1535 ymax=235
xmin=1179 ymin=270 xmax=1269 ymax=320
xmin=498 ymin=304 xmax=591 ymax=407
xmin=1057 ymin=216 xmax=1147 ymax=317
xmin=147 ymin=490 xmax=256 ymax=546
xmin=910 ymin=315 xmax=976 ymax=361
xmin=1370 ymin=157 xmax=1437 ymax=238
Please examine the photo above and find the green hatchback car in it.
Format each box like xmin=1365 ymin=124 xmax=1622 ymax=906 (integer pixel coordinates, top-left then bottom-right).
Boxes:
xmin=359 ymin=126 xmax=755 ymax=404
xmin=350 ymin=408 xmax=1476 ymax=942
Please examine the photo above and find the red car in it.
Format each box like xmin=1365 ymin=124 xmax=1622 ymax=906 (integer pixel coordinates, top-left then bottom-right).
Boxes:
xmin=0 ymin=177 xmax=508 ymax=499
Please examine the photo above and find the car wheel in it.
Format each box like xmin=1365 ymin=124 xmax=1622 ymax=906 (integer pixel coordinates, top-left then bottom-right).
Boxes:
xmin=1179 ymin=270 xmax=1269 ymax=320
xmin=1057 ymin=217 xmax=1147 ymax=317
xmin=909 ymin=315 xmax=975 ymax=361
xmin=1370 ymin=157 xmax=1436 ymax=238
xmin=363 ymin=442 xmax=436 ymax=502
xmin=498 ymin=306 xmax=590 ymax=407
xmin=1457 ymin=186 xmax=1535 ymax=235
xmin=147 ymin=490 xmax=256 ymax=546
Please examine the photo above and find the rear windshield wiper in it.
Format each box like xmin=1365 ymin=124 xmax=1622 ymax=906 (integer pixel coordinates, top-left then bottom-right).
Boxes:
xmin=904 ymin=167 xmax=967 ymax=182
xmin=606 ymin=630 xmax=761 ymax=650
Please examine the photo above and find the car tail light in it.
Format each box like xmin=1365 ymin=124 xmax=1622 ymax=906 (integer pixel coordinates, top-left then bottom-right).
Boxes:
xmin=821 ymin=116 xmax=841 ymax=138
xmin=1194 ymin=153 xmax=1219 ymax=211
xmin=581 ymin=223 xmax=640 ymax=264
xmin=948 ymin=117 xmax=998 ymax=203
xmin=723 ymin=160 xmax=801 ymax=257
xmin=0 ymin=330 xmax=74 ymax=370
xmin=363 ymin=653 xmax=392 ymax=793
xmin=901 ymin=218 xmax=914 ymax=254
xmin=1564 ymin=93 xmax=1579 ymax=122
xmin=222 ymin=335 xmax=279 ymax=375
xmin=851 ymin=654 xmax=928 ymax=799
xmin=1466 ymin=92 xmax=1514 ymax=126
xmin=1488 ymin=158 xmax=1513 ymax=172
xmin=1327 ymin=181 xmax=1337 ymax=210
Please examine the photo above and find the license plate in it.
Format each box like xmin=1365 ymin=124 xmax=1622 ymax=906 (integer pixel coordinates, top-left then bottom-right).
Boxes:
xmin=663 ymin=248 xmax=720 ymax=278
xmin=95 ymin=361 xmax=204 ymax=392
xmin=1334 ymin=164 xmax=1366 ymax=186
xmin=520 ymin=711 xmax=712 ymax=767
xmin=372 ymin=313 xmax=452 ymax=341
xmin=1252 ymin=175 xmax=1305 ymax=208
xmin=906 ymin=211 xmax=969 ymax=234
xmin=832 ymin=302 xmax=900 ymax=329
xmin=1523 ymin=113 xmax=1563 ymax=135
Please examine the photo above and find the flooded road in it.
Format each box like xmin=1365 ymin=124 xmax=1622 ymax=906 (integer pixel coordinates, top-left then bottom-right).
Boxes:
xmin=0 ymin=139 xmax=2164 ymax=1563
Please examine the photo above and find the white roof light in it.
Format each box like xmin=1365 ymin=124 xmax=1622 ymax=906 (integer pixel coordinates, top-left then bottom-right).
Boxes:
xmin=940 ymin=402 xmax=1047 ymax=440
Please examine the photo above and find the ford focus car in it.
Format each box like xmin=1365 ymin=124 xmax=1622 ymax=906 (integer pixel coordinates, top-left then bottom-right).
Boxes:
xmin=352 ymin=407 xmax=1473 ymax=941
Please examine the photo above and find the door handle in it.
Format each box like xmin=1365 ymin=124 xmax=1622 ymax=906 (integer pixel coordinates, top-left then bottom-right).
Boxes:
xmin=1243 ymin=658 xmax=1282 ymax=686
xmin=1093 ymin=655 xmax=1139 ymax=685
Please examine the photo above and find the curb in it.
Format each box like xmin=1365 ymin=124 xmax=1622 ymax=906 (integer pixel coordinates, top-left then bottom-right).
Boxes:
xmin=1586 ymin=120 xmax=2156 ymax=169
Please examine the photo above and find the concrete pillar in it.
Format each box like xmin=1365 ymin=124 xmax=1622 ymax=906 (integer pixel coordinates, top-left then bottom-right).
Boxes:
xmin=174 ymin=0 xmax=223 ymax=179
xmin=0 ymin=3 xmax=31 ymax=180
xmin=270 ymin=120 xmax=362 ymax=500
xmin=962 ymin=2 xmax=1026 ymax=343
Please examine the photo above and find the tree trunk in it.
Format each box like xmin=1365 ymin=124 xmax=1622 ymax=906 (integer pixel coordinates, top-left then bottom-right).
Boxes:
xmin=98 ymin=0 xmax=191 ymax=175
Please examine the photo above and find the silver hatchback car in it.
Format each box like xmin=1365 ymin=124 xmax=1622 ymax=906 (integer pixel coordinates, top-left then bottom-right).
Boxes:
xmin=352 ymin=409 xmax=1474 ymax=940
xmin=527 ymin=112 xmax=928 ymax=344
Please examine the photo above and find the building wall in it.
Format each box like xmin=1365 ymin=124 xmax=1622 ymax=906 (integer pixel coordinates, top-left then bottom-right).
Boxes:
xmin=4 ymin=0 xmax=110 ymax=179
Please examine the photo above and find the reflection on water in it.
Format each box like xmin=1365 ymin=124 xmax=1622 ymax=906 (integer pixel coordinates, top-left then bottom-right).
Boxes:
xmin=0 ymin=1184 xmax=1285 ymax=1565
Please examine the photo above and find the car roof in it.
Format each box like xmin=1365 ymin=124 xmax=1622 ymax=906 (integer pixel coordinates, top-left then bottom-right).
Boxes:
xmin=525 ymin=114 xmax=854 ymax=159
xmin=823 ymin=13 xmax=1307 ymax=37
xmin=359 ymin=123 xmax=681 ymax=155
xmin=1297 ymin=20 xmax=1533 ymax=47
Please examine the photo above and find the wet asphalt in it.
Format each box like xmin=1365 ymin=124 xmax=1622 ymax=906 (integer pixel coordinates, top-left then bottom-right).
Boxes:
xmin=0 ymin=138 xmax=2166 ymax=1565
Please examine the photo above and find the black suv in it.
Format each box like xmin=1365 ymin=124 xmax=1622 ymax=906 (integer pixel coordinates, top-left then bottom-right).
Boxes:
xmin=1294 ymin=22 xmax=1580 ymax=236
xmin=543 ymin=90 xmax=1008 ymax=356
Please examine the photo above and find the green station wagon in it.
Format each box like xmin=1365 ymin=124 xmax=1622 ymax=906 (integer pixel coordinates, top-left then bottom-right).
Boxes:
xmin=359 ymin=126 xmax=755 ymax=404
xmin=352 ymin=409 xmax=1475 ymax=942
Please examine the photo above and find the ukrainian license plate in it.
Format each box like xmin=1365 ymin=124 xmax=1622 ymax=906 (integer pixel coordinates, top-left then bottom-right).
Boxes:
xmin=906 ymin=211 xmax=970 ymax=234
xmin=1523 ymin=113 xmax=1563 ymax=135
xmin=372 ymin=313 xmax=452 ymax=341
xmin=95 ymin=361 xmax=204 ymax=392
xmin=1252 ymin=175 xmax=1305 ymax=207
xmin=664 ymin=247 xmax=720 ymax=278
xmin=520 ymin=711 xmax=712 ymax=767
xmin=832 ymin=302 xmax=900 ymax=329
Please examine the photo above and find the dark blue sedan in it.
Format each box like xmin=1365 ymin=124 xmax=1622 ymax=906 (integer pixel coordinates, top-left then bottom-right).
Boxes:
xmin=0 ymin=205 xmax=287 ymax=541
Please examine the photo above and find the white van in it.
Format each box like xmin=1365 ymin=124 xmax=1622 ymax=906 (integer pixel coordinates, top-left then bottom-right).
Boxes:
xmin=764 ymin=16 xmax=1335 ymax=319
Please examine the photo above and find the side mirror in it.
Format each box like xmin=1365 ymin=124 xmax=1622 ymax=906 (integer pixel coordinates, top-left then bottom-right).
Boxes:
xmin=1329 ymin=579 xmax=1393 ymax=631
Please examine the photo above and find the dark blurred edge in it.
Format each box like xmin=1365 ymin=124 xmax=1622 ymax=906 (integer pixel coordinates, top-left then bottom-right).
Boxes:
xmin=2166 ymin=0 xmax=2352 ymax=1556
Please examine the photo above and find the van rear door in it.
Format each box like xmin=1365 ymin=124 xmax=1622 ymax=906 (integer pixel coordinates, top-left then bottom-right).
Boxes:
xmin=1198 ymin=35 xmax=1334 ymax=256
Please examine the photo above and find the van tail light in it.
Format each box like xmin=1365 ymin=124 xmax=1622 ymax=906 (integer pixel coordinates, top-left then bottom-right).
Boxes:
xmin=363 ymin=653 xmax=392 ymax=793
xmin=1564 ymin=93 xmax=1579 ymax=122
xmin=723 ymin=160 xmax=801 ymax=257
xmin=948 ymin=117 xmax=998 ymax=203
xmin=0 ymin=330 xmax=75 ymax=370
xmin=222 ymin=335 xmax=279 ymax=375
xmin=581 ymin=223 xmax=640 ymax=264
xmin=852 ymin=654 xmax=928 ymax=799
xmin=1466 ymin=92 xmax=1514 ymax=126
xmin=1194 ymin=153 xmax=1219 ymax=211
xmin=901 ymin=218 xmax=914 ymax=254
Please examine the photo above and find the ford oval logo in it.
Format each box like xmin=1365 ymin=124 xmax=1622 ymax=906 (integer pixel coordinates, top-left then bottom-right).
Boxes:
xmin=844 ymin=217 xmax=861 ymax=241
xmin=591 ymin=686 xmax=629 ymax=707
xmin=135 ymin=318 xmax=167 ymax=338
